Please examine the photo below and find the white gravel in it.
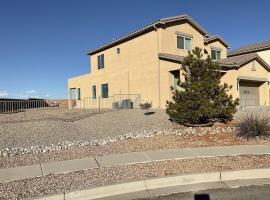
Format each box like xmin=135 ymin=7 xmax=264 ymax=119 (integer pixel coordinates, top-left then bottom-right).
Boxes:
xmin=0 ymin=126 xmax=236 ymax=157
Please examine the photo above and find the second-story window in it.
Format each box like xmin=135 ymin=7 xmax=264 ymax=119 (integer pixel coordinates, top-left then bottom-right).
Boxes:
xmin=177 ymin=35 xmax=192 ymax=51
xmin=211 ymin=48 xmax=221 ymax=60
xmin=116 ymin=48 xmax=120 ymax=54
xmin=98 ymin=54 xmax=104 ymax=69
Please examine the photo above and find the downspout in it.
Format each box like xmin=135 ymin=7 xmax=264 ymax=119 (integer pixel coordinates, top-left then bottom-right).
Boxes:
xmin=154 ymin=24 xmax=161 ymax=108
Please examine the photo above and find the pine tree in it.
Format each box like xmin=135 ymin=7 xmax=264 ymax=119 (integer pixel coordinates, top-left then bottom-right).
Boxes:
xmin=166 ymin=47 xmax=239 ymax=125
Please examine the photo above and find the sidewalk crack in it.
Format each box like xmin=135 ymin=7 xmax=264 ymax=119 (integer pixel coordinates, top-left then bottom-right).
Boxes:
xmin=39 ymin=163 xmax=44 ymax=176
xmin=144 ymin=179 xmax=153 ymax=198
xmin=219 ymin=171 xmax=230 ymax=189
xmin=94 ymin=157 xmax=101 ymax=168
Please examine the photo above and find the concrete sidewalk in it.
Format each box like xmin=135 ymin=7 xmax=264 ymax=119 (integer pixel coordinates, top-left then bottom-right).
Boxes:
xmin=1 ymin=144 xmax=270 ymax=183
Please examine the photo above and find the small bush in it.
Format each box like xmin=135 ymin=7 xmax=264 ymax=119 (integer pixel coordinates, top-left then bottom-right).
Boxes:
xmin=237 ymin=113 xmax=270 ymax=138
xmin=139 ymin=102 xmax=152 ymax=115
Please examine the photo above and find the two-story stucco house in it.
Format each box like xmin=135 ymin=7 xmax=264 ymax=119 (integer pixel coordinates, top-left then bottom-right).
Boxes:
xmin=68 ymin=14 xmax=270 ymax=108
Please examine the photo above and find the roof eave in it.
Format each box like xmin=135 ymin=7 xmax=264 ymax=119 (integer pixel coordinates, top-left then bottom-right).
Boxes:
xmin=204 ymin=38 xmax=230 ymax=48
xmin=86 ymin=15 xmax=210 ymax=56
xmin=86 ymin=25 xmax=156 ymax=56
xmin=228 ymin=46 xmax=270 ymax=57
xmin=219 ymin=55 xmax=270 ymax=72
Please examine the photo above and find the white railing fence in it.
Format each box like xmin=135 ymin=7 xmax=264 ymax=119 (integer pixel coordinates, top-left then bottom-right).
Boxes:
xmin=73 ymin=94 xmax=141 ymax=110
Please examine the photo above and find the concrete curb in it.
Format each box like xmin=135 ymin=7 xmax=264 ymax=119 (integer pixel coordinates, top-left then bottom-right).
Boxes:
xmin=33 ymin=168 xmax=270 ymax=200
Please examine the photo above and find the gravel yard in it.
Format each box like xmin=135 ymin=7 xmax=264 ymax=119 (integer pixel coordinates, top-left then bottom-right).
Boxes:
xmin=2 ymin=126 xmax=270 ymax=169
xmin=1 ymin=107 xmax=269 ymax=151
xmin=1 ymin=107 xmax=270 ymax=168
xmin=0 ymin=108 xmax=173 ymax=149
xmin=1 ymin=154 xmax=270 ymax=200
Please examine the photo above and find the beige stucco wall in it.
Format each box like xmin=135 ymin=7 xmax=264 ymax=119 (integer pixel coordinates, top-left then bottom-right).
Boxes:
xmin=68 ymin=29 xmax=161 ymax=108
xmin=258 ymin=50 xmax=270 ymax=65
xmin=159 ymin=60 xmax=183 ymax=108
xmin=159 ymin=22 xmax=227 ymax=59
xmin=205 ymin=41 xmax=227 ymax=59
xmin=160 ymin=22 xmax=204 ymax=57
xmin=69 ymin=20 xmax=259 ymax=109
xmin=221 ymin=60 xmax=269 ymax=106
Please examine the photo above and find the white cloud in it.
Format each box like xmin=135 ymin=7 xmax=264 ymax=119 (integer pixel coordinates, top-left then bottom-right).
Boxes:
xmin=0 ymin=90 xmax=8 ymax=97
xmin=26 ymin=90 xmax=36 ymax=94
xmin=45 ymin=94 xmax=51 ymax=98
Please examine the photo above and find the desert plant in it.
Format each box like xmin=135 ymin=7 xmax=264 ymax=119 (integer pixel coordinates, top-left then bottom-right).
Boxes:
xmin=166 ymin=47 xmax=239 ymax=125
xmin=237 ymin=113 xmax=270 ymax=138
xmin=139 ymin=102 xmax=152 ymax=115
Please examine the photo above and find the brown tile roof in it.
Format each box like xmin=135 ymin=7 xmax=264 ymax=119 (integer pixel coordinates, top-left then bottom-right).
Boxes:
xmin=87 ymin=14 xmax=212 ymax=55
xmin=218 ymin=53 xmax=270 ymax=71
xmin=158 ymin=53 xmax=185 ymax=63
xmin=204 ymin=35 xmax=230 ymax=48
xmin=158 ymin=52 xmax=270 ymax=72
xmin=228 ymin=40 xmax=270 ymax=57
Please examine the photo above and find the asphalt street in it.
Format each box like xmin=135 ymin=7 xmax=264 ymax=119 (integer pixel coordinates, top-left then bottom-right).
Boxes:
xmin=141 ymin=185 xmax=270 ymax=200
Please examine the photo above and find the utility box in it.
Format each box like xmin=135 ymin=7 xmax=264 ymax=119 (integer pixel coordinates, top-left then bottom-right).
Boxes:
xmin=121 ymin=99 xmax=133 ymax=109
xmin=112 ymin=101 xmax=121 ymax=109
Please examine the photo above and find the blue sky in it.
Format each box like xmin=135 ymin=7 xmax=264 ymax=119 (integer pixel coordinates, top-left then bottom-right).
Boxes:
xmin=0 ymin=0 xmax=269 ymax=99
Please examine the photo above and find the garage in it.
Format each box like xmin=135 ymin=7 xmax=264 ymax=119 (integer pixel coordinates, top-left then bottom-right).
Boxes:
xmin=239 ymin=81 xmax=260 ymax=106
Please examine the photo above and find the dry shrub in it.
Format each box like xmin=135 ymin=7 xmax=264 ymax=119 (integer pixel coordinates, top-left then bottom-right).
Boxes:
xmin=237 ymin=112 xmax=270 ymax=138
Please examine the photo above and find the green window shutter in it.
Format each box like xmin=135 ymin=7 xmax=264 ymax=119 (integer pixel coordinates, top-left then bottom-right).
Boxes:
xmin=177 ymin=36 xmax=184 ymax=49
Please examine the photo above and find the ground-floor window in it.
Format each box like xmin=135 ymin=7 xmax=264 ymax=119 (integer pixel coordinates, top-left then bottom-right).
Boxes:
xmin=170 ymin=70 xmax=180 ymax=90
xmin=101 ymin=83 xmax=108 ymax=98
xmin=77 ymin=88 xmax=81 ymax=100
xmin=92 ymin=85 xmax=96 ymax=99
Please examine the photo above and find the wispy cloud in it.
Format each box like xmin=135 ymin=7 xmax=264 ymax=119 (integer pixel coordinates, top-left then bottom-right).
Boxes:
xmin=0 ymin=90 xmax=8 ymax=97
xmin=26 ymin=90 xmax=36 ymax=94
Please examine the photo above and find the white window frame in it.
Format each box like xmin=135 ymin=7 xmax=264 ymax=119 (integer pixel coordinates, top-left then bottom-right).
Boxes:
xmin=211 ymin=48 xmax=222 ymax=60
xmin=176 ymin=34 xmax=192 ymax=51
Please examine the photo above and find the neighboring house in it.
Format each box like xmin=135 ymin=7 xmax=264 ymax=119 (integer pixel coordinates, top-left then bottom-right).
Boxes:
xmin=218 ymin=40 xmax=270 ymax=107
xmin=68 ymin=14 xmax=269 ymax=108
xmin=228 ymin=40 xmax=270 ymax=65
